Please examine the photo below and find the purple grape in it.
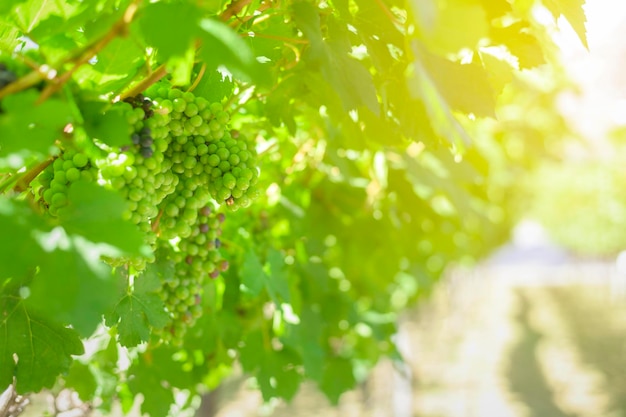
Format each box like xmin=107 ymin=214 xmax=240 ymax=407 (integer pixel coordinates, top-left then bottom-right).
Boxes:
xmin=140 ymin=146 xmax=153 ymax=158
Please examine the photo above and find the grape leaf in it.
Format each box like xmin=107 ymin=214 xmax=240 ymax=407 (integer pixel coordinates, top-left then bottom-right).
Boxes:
xmin=128 ymin=347 xmax=193 ymax=417
xmin=0 ymin=0 xmax=27 ymax=14
xmin=264 ymin=249 xmax=291 ymax=303
xmin=0 ymin=198 xmax=45 ymax=283
xmin=129 ymin=359 xmax=175 ymax=417
xmin=240 ymin=249 xmax=266 ymax=296
xmin=409 ymin=60 xmax=472 ymax=147
xmin=282 ymin=306 xmax=326 ymax=381
xmin=0 ymin=17 xmax=20 ymax=51
xmin=543 ymin=0 xmax=588 ymax=49
xmin=192 ymin=69 xmax=234 ymax=103
xmin=293 ymin=5 xmax=379 ymax=114
xmin=292 ymin=2 xmax=326 ymax=63
xmin=26 ymin=233 xmax=117 ymax=337
xmin=0 ymin=90 xmax=73 ymax=156
xmin=320 ymin=357 xmax=356 ymax=404
xmin=197 ymin=18 xmax=271 ymax=85
xmin=0 ymin=296 xmax=84 ymax=393
xmin=490 ymin=22 xmax=546 ymax=69
xmin=239 ymin=331 xmax=303 ymax=401
xmin=106 ymin=263 xmax=169 ymax=347
xmin=81 ymin=101 xmax=131 ymax=147
xmin=413 ymin=0 xmax=489 ymax=54
xmin=93 ymin=36 xmax=143 ymax=77
xmin=138 ymin=2 xmax=199 ymax=60
xmin=258 ymin=347 xmax=302 ymax=401
xmin=63 ymin=362 xmax=97 ymax=401
xmin=420 ymin=51 xmax=496 ymax=118
xmin=58 ymin=181 xmax=148 ymax=256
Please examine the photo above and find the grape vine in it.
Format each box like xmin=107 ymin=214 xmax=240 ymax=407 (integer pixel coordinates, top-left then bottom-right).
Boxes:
xmin=0 ymin=0 xmax=588 ymax=415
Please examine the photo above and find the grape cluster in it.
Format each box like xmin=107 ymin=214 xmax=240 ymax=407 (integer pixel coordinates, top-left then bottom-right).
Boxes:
xmin=37 ymin=81 xmax=261 ymax=344
xmin=38 ymin=150 xmax=97 ymax=216
xmin=154 ymin=205 xmax=228 ymax=343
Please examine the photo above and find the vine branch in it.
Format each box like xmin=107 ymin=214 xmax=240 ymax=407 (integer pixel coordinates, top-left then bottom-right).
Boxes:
xmin=36 ymin=0 xmax=144 ymax=104
xmin=120 ymin=63 xmax=168 ymax=100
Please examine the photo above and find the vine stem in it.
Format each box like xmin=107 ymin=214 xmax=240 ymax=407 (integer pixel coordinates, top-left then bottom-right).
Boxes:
xmin=13 ymin=157 xmax=55 ymax=193
xmin=0 ymin=157 xmax=56 ymax=194
xmin=221 ymin=0 xmax=254 ymax=22
xmin=36 ymin=0 xmax=144 ymax=104
xmin=119 ymin=63 xmax=168 ymax=100
xmin=186 ymin=63 xmax=207 ymax=93
xmin=151 ymin=208 xmax=164 ymax=233
xmin=0 ymin=0 xmax=143 ymax=102
xmin=0 ymin=174 xmax=18 ymax=194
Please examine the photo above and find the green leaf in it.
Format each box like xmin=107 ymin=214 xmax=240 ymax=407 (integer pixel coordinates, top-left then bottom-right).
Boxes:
xmin=128 ymin=347 xmax=194 ymax=417
xmin=106 ymin=263 xmax=169 ymax=347
xmin=11 ymin=0 xmax=74 ymax=33
xmin=64 ymin=362 xmax=98 ymax=401
xmin=409 ymin=59 xmax=472 ymax=147
xmin=320 ymin=357 xmax=355 ymax=404
xmin=197 ymin=18 xmax=271 ymax=85
xmin=81 ymin=101 xmax=131 ymax=147
xmin=479 ymin=48 xmax=516 ymax=96
xmin=0 ymin=296 xmax=84 ymax=393
xmin=128 ymin=355 xmax=175 ymax=417
xmin=258 ymin=347 xmax=302 ymax=401
xmin=240 ymin=249 xmax=266 ymax=296
xmin=323 ymin=39 xmax=379 ymax=114
xmin=93 ymin=36 xmax=143 ymax=77
xmin=420 ymin=51 xmax=496 ymax=118
xmin=293 ymin=6 xmax=379 ymax=113
xmin=0 ymin=90 xmax=73 ymax=156
xmin=0 ymin=198 xmax=46 ymax=282
xmin=26 ymin=233 xmax=117 ymax=337
xmin=265 ymin=249 xmax=291 ymax=303
xmin=413 ymin=0 xmax=489 ymax=54
xmin=543 ymin=0 xmax=588 ymax=49
xmin=239 ymin=330 xmax=265 ymax=372
xmin=292 ymin=2 xmax=325 ymax=63
xmin=138 ymin=2 xmax=199 ymax=60
xmin=490 ymin=22 xmax=546 ymax=69
xmin=283 ymin=306 xmax=325 ymax=381
xmin=0 ymin=17 xmax=21 ymax=52
xmin=58 ymin=181 xmax=148 ymax=256
xmin=239 ymin=331 xmax=302 ymax=401
xmin=192 ymin=69 xmax=234 ymax=103
xmin=0 ymin=0 xmax=27 ymax=14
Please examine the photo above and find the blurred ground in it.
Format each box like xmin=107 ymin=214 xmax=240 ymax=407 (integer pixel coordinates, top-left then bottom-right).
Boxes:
xmin=201 ymin=227 xmax=626 ymax=417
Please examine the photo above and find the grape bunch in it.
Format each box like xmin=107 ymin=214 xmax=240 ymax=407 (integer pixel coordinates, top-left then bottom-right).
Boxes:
xmin=153 ymin=205 xmax=228 ymax=344
xmin=147 ymin=86 xmax=260 ymax=211
xmin=35 ymin=81 xmax=261 ymax=344
xmin=38 ymin=149 xmax=97 ymax=216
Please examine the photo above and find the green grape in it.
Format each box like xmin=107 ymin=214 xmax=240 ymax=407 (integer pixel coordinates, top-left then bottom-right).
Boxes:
xmin=39 ymin=150 xmax=97 ymax=215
